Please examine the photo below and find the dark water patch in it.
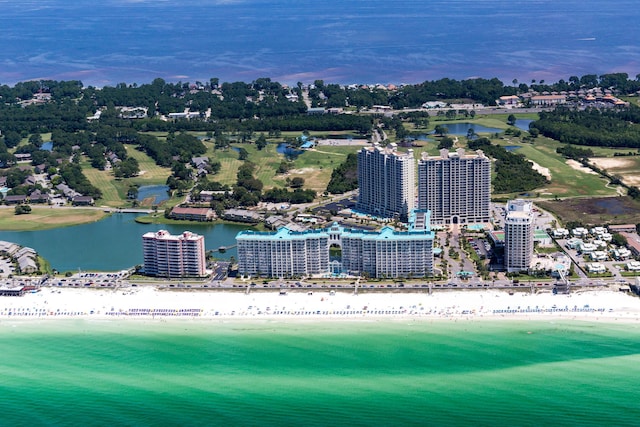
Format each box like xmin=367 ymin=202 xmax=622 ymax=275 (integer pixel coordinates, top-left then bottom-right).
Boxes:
xmin=430 ymin=123 xmax=503 ymax=135
xmin=593 ymin=198 xmax=637 ymax=215
xmin=136 ymin=185 xmax=169 ymax=204
xmin=515 ymin=119 xmax=534 ymax=131
xmin=277 ymin=143 xmax=305 ymax=159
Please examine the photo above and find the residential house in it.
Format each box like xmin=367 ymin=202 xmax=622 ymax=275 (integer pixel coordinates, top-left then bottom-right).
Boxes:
xmin=72 ymin=196 xmax=95 ymax=206
xmin=169 ymin=207 xmax=215 ymax=222
xmin=4 ymin=195 xmax=27 ymax=205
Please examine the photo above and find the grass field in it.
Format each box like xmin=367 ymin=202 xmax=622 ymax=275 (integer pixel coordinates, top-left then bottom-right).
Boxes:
xmin=0 ymin=207 xmax=107 ymax=231
xmin=82 ymin=148 xmax=172 ymax=207
xmin=492 ymin=137 xmax=618 ymax=198
xmin=536 ymin=197 xmax=640 ymax=226
xmin=208 ymin=142 xmax=359 ymax=192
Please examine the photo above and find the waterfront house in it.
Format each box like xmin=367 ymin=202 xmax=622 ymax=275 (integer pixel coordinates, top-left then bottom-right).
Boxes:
xmin=169 ymin=207 xmax=215 ymax=222
xmin=56 ymin=183 xmax=81 ymax=199
xmin=223 ymin=209 xmax=262 ymax=224
xmin=72 ymin=196 xmax=95 ymax=206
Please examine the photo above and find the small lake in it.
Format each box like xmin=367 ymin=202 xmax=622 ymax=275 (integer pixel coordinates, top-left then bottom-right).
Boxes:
xmin=137 ymin=185 xmax=170 ymax=204
xmin=514 ymin=119 xmax=534 ymax=131
xmin=40 ymin=141 xmax=53 ymax=151
xmin=277 ymin=143 xmax=305 ymax=159
xmin=0 ymin=214 xmax=251 ymax=272
xmin=431 ymin=123 xmax=503 ymax=135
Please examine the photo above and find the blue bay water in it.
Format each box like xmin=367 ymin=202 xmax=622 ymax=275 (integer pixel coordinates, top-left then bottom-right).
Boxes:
xmin=1 ymin=319 xmax=639 ymax=426
xmin=0 ymin=213 xmax=248 ymax=272
xmin=0 ymin=1 xmax=638 ymax=87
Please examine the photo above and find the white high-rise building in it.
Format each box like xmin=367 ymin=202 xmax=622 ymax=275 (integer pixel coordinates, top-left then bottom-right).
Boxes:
xmin=236 ymin=211 xmax=434 ymax=279
xmin=142 ymin=230 xmax=207 ymax=277
xmin=418 ymin=148 xmax=491 ymax=225
xmin=504 ymin=199 xmax=534 ymax=273
xmin=357 ymin=143 xmax=415 ymax=221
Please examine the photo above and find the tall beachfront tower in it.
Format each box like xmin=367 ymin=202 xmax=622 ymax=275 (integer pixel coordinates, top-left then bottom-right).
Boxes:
xmin=504 ymin=199 xmax=534 ymax=273
xmin=417 ymin=148 xmax=491 ymax=226
xmin=356 ymin=143 xmax=415 ymax=221
xmin=142 ymin=230 xmax=207 ymax=278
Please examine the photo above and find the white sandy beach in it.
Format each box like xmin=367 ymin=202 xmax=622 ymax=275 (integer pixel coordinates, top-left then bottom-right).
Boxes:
xmin=0 ymin=287 xmax=639 ymax=322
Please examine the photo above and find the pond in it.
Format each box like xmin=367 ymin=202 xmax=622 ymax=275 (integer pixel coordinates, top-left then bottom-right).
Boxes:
xmin=40 ymin=141 xmax=53 ymax=151
xmin=0 ymin=213 xmax=251 ymax=272
xmin=514 ymin=119 xmax=534 ymax=131
xmin=504 ymin=145 xmax=522 ymax=152
xmin=277 ymin=143 xmax=305 ymax=159
xmin=137 ymin=185 xmax=170 ymax=204
xmin=431 ymin=122 xmax=503 ymax=135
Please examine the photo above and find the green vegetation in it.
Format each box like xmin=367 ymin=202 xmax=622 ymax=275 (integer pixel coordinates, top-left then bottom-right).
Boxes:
xmin=0 ymin=207 xmax=108 ymax=231
xmin=533 ymin=106 xmax=640 ymax=147
xmin=468 ymin=137 xmax=548 ymax=194
xmin=4 ymin=74 xmax=640 ymax=226
xmin=326 ymin=153 xmax=359 ymax=194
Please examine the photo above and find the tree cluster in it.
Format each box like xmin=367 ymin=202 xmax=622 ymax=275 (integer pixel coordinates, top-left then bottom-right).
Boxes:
xmin=533 ymin=106 xmax=640 ymax=148
xmin=468 ymin=138 xmax=549 ymax=193
xmin=326 ymin=153 xmax=359 ymax=194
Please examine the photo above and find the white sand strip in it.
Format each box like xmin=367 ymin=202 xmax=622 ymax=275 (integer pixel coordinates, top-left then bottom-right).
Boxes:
xmin=0 ymin=288 xmax=639 ymax=322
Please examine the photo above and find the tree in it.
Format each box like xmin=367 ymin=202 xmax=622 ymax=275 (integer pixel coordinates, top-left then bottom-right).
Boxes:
xmin=14 ymin=204 xmax=31 ymax=215
xmin=611 ymin=233 xmax=627 ymax=247
xmin=466 ymin=128 xmax=477 ymax=141
xmin=290 ymin=177 xmax=305 ymax=188
xmin=28 ymin=133 xmax=43 ymax=148
xmin=255 ymin=133 xmax=268 ymax=150
xmin=127 ymin=185 xmax=139 ymax=200
xmin=437 ymin=136 xmax=454 ymax=150
xmin=434 ymin=125 xmax=449 ymax=136
xmin=507 ymin=114 xmax=516 ymax=126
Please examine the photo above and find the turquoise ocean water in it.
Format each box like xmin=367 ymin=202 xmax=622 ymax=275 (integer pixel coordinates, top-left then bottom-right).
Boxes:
xmin=2 ymin=319 xmax=640 ymax=426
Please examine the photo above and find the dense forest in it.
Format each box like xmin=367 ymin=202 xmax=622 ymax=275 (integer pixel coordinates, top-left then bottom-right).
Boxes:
xmin=1 ymin=72 xmax=640 ymax=203
xmin=532 ymin=106 xmax=640 ymax=148
xmin=468 ymin=138 xmax=549 ymax=193
xmin=326 ymin=153 xmax=359 ymax=194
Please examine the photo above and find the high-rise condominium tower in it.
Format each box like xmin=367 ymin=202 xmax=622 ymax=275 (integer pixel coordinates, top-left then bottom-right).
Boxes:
xmin=504 ymin=199 xmax=534 ymax=273
xmin=356 ymin=143 xmax=415 ymax=221
xmin=142 ymin=230 xmax=207 ymax=278
xmin=418 ymin=148 xmax=491 ymax=225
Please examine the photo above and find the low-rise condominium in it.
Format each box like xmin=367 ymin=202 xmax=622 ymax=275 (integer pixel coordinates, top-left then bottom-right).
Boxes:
xmin=236 ymin=210 xmax=434 ymax=279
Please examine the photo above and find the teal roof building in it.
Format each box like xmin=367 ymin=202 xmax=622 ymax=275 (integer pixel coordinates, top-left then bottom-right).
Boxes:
xmin=236 ymin=210 xmax=435 ymax=279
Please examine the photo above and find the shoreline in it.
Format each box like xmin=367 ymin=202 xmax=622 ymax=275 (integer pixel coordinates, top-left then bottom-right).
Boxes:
xmin=0 ymin=287 xmax=638 ymax=323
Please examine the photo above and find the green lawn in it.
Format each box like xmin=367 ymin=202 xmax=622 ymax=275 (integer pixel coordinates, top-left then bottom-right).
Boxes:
xmin=214 ymin=143 xmax=360 ymax=192
xmin=82 ymin=148 xmax=172 ymax=207
xmin=493 ymin=137 xmax=617 ymax=198
xmin=0 ymin=207 xmax=108 ymax=231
